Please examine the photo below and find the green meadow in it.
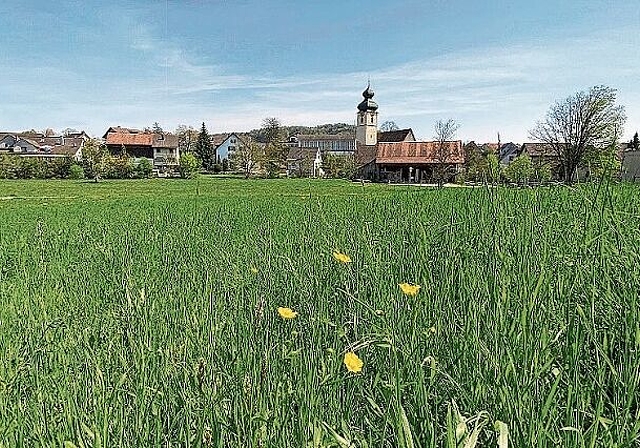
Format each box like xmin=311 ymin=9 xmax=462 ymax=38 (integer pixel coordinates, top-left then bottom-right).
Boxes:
xmin=0 ymin=178 xmax=639 ymax=447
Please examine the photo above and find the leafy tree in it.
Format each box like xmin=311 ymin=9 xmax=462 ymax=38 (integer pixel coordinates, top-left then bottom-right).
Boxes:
xmin=0 ymin=155 xmax=15 ymax=179
xmin=81 ymin=139 xmax=108 ymax=182
xmin=584 ymin=143 xmax=622 ymax=180
xmin=195 ymin=122 xmax=215 ymax=171
xmin=503 ymin=154 xmax=533 ymax=184
xmin=230 ymin=136 xmax=261 ymax=178
xmin=135 ymin=158 xmax=154 ymax=178
xmin=176 ymin=125 xmax=198 ymax=154
xmin=104 ymin=154 xmax=134 ymax=179
xmin=380 ymin=121 xmax=399 ymax=132
xmin=322 ymin=153 xmax=356 ymax=179
xmin=15 ymin=157 xmax=49 ymax=179
xmin=532 ymin=162 xmax=552 ymax=183
xmin=530 ymin=85 xmax=626 ymax=183
xmin=433 ymin=119 xmax=460 ymax=186
xmin=486 ymin=153 xmax=501 ymax=183
xmin=261 ymin=117 xmax=286 ymax=177
xmin=50 ymin=156 xmax=74 ymax=179
xmin=69 ymin=164 xmax=85 ymax=179
xmin=179 ymin=153 xmax=201 ymax=179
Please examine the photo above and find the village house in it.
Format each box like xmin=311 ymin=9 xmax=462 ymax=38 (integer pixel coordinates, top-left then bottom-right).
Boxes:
xmin=464 ymin=141 xmax=520 ymax=167
xmin=296 ymin=134 xmax=356 ymax=156
xmin=621 ymin=143 xmax=640 ymax=181
xmin=353 ymin=84 xmax=464 ymax=182
xmin=0 ymin=131 xmax=86 ymax=160
xmin=286 ymin=147 xmax=324 ymax=177
xmin=210 ymin=132 xmax=243 ymax=164
xmin=499 ymin=142 xmax=520 ymax=165
xmin=103 ymin=127 xmax=180 ymax=174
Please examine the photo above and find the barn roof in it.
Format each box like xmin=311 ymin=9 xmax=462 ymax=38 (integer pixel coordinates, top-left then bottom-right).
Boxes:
xmin=376 ymin=141 xmax=464 ymax=164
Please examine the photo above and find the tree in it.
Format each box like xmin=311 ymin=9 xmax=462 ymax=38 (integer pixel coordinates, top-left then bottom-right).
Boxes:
xmin=261 ymin=117 xmax=286 ymax=178
xmin=69 ymin=164 xmax=85 ymax=179
xmin=176 ymin=125 xmax=198 ymax=154
xmin=630 ymin=132 xmax=639 ymax=150
xmin=380 ymin=121 xmax=399 ymax=132
xmin=486 ymin=153 xmax=501 ymax=183
xmin=230 ymin=136 xmax=261 ymax=178
xmin=104 ymin=154 xmax=134 ymax=179
xmin=135 ymin=158 xmax=154 ymax=178
xmin=433 ymin=119 xmax=460 ymax=186
xmin=194 ymin=122 xmax=215 ymax=171
xmin=530 ymin=85 xmax=626 ymax=184
xmin=151 ymin=122 xmax=163 ymax=134
xmin=179 ymin=153 xmax=201 ymax=179
xmin=81 ymin=138 xmax=108 ymax=182
xmin=322 ymin=153 xmax=356 ymax=179
xmin=503 ymin=154 xmax=533 ymax=184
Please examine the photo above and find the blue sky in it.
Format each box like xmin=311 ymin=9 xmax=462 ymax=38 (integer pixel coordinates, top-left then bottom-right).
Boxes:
xmin=0 ymin=0 xmax=639 ymax=142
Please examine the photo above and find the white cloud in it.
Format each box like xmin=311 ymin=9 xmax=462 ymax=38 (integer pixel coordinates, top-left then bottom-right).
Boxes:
xmin=1 ymin=23 xmax=638 ymax=142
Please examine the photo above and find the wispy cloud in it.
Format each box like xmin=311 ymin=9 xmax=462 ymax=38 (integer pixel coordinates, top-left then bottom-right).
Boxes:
xmin=0 ymin=13 xmax=638 ymax=142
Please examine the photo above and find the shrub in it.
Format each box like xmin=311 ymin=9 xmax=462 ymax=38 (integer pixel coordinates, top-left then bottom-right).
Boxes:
xmin=135 ymin=158 xmax=154 ymax=178
xmin=69 ymin=164 xmax=85 ymax=179
xmin=504 ymin=154 xmax=533 ymax=184
xmin=179 ymin=153 xmax=201 ymax=179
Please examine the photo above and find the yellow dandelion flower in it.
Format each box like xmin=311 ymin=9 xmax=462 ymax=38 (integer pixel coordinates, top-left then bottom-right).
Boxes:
xmin=277 ymin=307 xmax=298 ymax=320
xmin=399 ymin=282 xmax=421 ymax=297
xmin=250 ymin=266 xmax=259 ymax=274
xmin=344 ymin=351 xmax=363 ymax=373
xmin=332 ymin=251 xmax=352 ymax=264
xmin=429 ymin=326 xmax=437 ymax=334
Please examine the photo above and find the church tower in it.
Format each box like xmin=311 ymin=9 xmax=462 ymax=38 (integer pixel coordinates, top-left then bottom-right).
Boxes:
xmin=356 ymin=82 xmax=378 ymax=146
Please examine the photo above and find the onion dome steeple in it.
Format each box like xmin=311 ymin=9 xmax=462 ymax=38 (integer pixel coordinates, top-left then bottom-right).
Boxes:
xmin=357 ymin=82 xmax=378 ymax=112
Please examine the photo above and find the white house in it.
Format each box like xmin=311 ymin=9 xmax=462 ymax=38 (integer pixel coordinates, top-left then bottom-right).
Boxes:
xmin=212 ymin=133 xmax=243 ymax=162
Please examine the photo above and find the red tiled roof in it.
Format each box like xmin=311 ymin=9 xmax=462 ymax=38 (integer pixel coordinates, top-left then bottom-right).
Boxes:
xmin=102 ymin=126 xmax=141 ymax=139
xmin=106 ymin=133 xmax=154 ymax=146
xmin=376 ymin=141 xmax=464 ymax=164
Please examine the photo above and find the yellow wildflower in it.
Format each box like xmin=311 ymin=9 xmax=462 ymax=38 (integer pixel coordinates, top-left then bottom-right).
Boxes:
xmin=250 ymin=266 xmax=259 ymax=274
xmin=344 ymin=351 xmax=363 ymax=373
xmin=277 ymin=307 xmax=298 ymax=320
xmin=399 ymin=282 xmax=421 ymax=297
xmin=429 ymin=326 xmax=437 ymax=334
xmin=374 ymin=309 xmax=384 ymax=316
xmin=332 ymin=251 xmax=352 ymax=264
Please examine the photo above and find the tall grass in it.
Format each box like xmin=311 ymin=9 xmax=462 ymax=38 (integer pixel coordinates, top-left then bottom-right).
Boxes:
xmin=0 ymin=179 xmax=638 ymax=447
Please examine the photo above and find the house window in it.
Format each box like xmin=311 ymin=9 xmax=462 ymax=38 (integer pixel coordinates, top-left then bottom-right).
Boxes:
xmin=231 ymin=139 xmax=236 ymax=143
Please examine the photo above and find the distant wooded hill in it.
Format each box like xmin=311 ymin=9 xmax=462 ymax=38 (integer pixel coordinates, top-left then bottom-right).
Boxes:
xmin=246 ymin=123 xmax=356 ymax=143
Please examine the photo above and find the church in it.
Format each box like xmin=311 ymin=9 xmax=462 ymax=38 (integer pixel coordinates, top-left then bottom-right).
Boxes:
xmin=354 ymin=83 xmax=465 ymax=183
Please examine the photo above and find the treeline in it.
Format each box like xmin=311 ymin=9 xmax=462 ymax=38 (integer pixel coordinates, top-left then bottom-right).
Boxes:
xmin=0 ymin=155 xmax=83 ymax=179
xmin=0 ymin=153 xmax=155 ymax=180
xmin=246 ymin=123 xmax=355 ymax=143
xmin=459 ymin=149 xmax=621 ymax=185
